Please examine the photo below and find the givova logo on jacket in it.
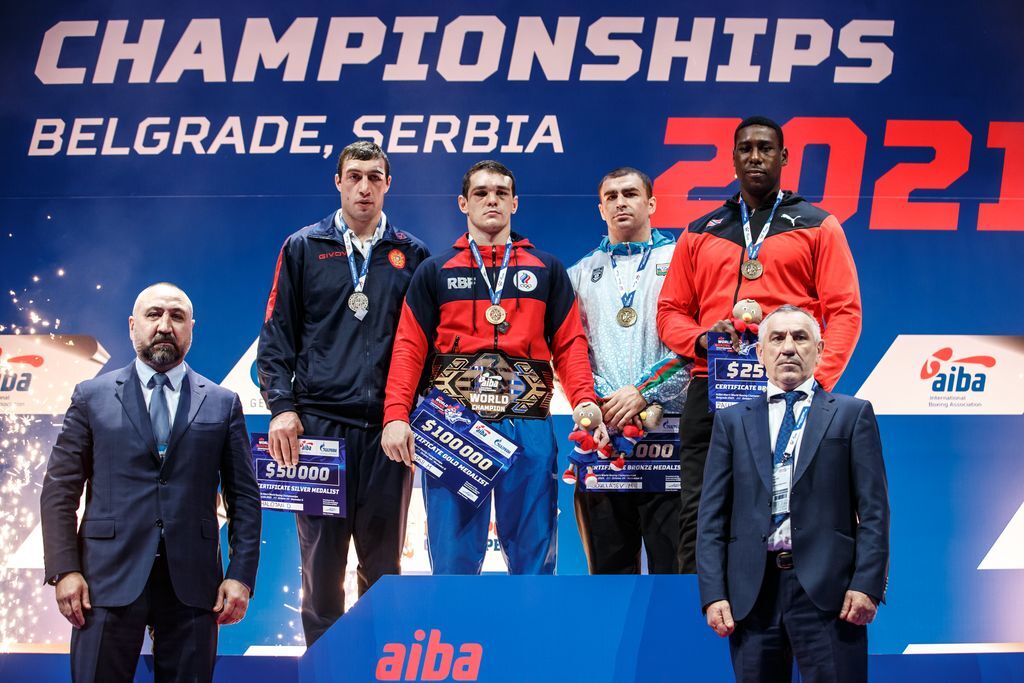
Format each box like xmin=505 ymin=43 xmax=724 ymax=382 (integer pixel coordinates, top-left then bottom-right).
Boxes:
xmin=856 ymin=335 xmax=1024 ymax=414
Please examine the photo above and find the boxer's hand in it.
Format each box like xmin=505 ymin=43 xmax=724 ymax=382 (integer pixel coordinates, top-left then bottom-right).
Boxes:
xmin=601 ymin=386 xmax=647 ymax=430
xmin=268 ymin=411 xmax=303 ymax=467
xmin=382 ymin=420 xmax=416 ymax=468
xmin=705 ymin=320 xmax=739 ymax=352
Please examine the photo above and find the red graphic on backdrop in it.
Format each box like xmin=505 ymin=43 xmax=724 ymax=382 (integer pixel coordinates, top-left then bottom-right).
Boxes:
xmin=919 ymin=347 xmax=996 ymax=380
xmin=651 ymin=117 xmax=1024 ymax=231
xmin=0 ymin=348 xmax=45 ymax=367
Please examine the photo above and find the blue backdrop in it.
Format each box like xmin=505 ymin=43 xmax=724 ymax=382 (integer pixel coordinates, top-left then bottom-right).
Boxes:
xmin=1 ymin=0 xmax=1022 ymax=664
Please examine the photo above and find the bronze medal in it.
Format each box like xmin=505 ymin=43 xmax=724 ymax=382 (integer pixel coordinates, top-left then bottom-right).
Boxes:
xmin=348 ymin=292 xmax=369 ymax=312
xmin=616 ymin=306 xmax=638 ymax=327
xmin=740 ymin=259 xmax=764 ymax=280
xmin=485 ymin=304 xmax=507 ymax=326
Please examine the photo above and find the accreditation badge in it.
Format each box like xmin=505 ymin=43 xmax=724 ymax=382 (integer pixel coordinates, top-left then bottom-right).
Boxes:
xmin=409 ymin=389 xmax=522 ymax=508
xmin=250 ymin=433 xmax=346 ymax=516
xmin=707 ymin=331 xmax=768 ymax=411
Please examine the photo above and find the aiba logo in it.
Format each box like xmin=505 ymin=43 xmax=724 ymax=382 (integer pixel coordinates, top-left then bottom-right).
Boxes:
xmin=0 ymin=347 xmax=42 ymax=392
xmin=375 ymin=629 xmax=482 ymax=681
xmin=920 ymin=347 xmax=996 ymax=392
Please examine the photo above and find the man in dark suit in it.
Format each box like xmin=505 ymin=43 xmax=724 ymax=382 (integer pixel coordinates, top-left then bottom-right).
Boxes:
xmin=697 ymin=304 xmax=888 ymax=683
xmin=41 ymin=282 xmax=262 ymax=683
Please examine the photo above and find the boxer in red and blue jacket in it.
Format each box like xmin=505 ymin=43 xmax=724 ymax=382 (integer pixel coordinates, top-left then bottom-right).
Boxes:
xmin=382 ymin=160 xmax=600 ymax=575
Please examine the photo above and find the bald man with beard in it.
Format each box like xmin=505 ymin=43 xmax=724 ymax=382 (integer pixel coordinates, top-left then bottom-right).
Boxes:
xmin=41 ymin=283 xmax=261 ymax=683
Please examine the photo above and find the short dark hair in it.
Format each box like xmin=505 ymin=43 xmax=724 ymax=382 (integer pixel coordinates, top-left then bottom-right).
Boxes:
xmin=461 ymin=160 xmax=516 ymax=197
xmin=759 ymin=304 xmax=821 ymax=343
xmin=337 ymin=140 xmax=390 ymax=179
xmin=734 ymin=116 xmax=784 ymax=148
xmin=598 ymin=167 xmax=653 ymax=198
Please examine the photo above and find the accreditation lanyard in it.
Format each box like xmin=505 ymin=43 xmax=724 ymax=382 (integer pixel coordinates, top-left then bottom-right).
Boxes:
xmin=467 ymin=234 xmax=513 ymax=308
xmin=339 ymin=212 xmax=385 ymax=294
xmin=772 ymin=402 xmax=811 ymax=517
xmin=608 ymin=241 xmax=653 ymax=309
xmin=778 ymin=404 xmax=811 ymax=466
xmin=738 ymin=193 xmax=784 ymax=261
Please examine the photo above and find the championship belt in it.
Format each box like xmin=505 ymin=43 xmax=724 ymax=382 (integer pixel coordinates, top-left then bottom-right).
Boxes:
xmin=431 ymin=350 xmax=553 ymax=420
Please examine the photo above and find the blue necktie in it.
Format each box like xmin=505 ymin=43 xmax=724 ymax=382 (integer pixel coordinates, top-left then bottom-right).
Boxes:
xmin=771 ymin=390 xmax=806 ymax=527
xmin=148 ymin=373 xmax=170 ymax=455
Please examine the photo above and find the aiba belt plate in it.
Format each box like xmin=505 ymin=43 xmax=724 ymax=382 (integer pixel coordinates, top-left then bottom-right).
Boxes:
xmin=432 ymin=351 xmax=553 ymax=420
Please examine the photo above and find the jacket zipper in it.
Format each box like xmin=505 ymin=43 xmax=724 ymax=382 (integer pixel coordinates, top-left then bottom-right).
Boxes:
xmin=491 ymin=247 xmax=499 ymax=349
xmin=363 ymin=246 xmax=372 ymax=428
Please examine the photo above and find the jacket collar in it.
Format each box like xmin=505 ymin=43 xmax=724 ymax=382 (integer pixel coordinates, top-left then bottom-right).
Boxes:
xmin=453 ymin=231 xmax=534 ymax=252
xmin=114 ymin=361 xmax=208 ymax=468
xmin=725 ymin=189 xmax=802 ymax=211
xmin=792 ymin=389 xmax=837 ymax=486
xmin=133 ymin=357 xmax=186 ymax=391
xmin=599 ymin=228 xmax=673 ymax=256
xmin=308 ymin=212 xmax=412 ymax=245
xmin=740 ymin=386 xmax=837 ymax=491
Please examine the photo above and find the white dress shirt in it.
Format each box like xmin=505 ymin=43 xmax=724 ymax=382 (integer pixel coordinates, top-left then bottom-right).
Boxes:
xmin=765 ymin=375 xmax=816 ymax=551
xmin=334 ymin=209 xmax=385 ymax=258
xmin=135 ymin=357 xmax=186 ymax=426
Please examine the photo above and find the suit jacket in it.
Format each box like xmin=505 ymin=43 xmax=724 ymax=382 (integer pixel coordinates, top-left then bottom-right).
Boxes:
xmin=41 ymin=362 xmax=262 ymax=610
xmin=696 ymin=389 xmax=889 ymax=620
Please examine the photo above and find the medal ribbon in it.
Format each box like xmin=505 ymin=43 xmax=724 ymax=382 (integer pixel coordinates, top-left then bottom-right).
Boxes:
xmin=738 ymin=193 xmax=784 ymax=261
xmin=339 ymin=211 xmax=385 ymax=294
xmin=467 ymin=234 xmax=514 ymax=308
xmin=608 ymin=241 xmax=653 ymax=309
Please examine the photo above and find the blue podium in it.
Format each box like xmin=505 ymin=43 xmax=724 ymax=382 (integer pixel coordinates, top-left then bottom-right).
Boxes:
xmin=3 ymin=575 xmax=1023 ymax=682
xmin=300 ymin=575 xmax=730 ymax=682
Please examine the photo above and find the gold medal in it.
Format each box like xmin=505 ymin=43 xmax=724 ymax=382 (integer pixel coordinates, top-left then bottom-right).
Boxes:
xmin=616 ymin=306 xmax=638 ymax=327
xmin=485 ymin=304 xmax=507 ymax=325
xmin=348 ymin=292 xmax=369 ymax=312
xmin=740 ymin=259 xmax=763 ymax=280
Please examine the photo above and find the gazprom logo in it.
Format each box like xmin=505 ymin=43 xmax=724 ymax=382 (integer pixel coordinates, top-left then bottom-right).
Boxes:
xmin=920 ymin=347 xmax=995 ymax=393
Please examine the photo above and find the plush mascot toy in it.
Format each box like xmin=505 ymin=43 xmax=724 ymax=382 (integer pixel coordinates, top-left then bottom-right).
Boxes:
xmin=563 ymin=401 xmax=665 ymax=487
xmin=731 ymin=298 xmax=763 ymax=338
xmin=563 ymin=402 xmax=611 ymax=487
